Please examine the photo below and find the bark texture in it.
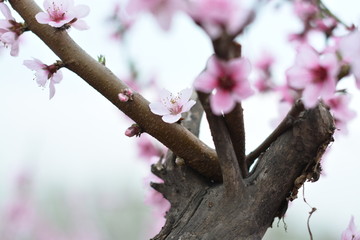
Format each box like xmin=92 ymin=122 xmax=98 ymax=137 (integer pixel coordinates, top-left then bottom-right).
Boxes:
xmin=152 ymin=103 xmax=334 ymax=240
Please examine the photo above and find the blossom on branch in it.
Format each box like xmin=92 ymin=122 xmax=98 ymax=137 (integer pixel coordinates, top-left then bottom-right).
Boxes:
xmin=149 ymin=88 xmax=196 ymax=123
xmin=187 ymin=0 xmax=251 ymax=39
xmin=35 ymin=0 xmax=90 ymax=30
xmin=341 ymin=216 xmax=360 ymax=240
xmin=0 ymin=4 xmax=26 ymax=56
xmin=286 ymin=44 xmax=339 ymax=108
xmin=194 ymin=55 xmax=253 ymax=115
xmin=23 ymin=58 xmax=64 ymax=99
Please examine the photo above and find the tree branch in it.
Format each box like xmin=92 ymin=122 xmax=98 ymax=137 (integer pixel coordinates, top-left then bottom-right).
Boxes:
xmin=197 ymin=92 xmax=245 ymax=196
xmin=224 ymin=103 xmax=248 ymax=177
xmin=9 ymin=0 xmax=222 ymax=181
xmin=246 ymin=100 xmax=305 ymax=169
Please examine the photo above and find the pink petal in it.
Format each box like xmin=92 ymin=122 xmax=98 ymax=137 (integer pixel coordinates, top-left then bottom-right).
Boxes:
xmin=71 ymin=19 xmax=89 ymax=30
xmin=194 ymin=72 xmax=217 ymax=93
xmin=233 ymin=82 xmax=254 ymax=101
xmin=35 ymin=12 xmax=52 ymax=24
xmin=1 ymin=31 xmax=16 ymax=43
xmin=35 ymin=70 xmax=49 ymax=87
xmin=177 ymin=88 xmax=192 ymax=106
xmin=49 ymin=81 xmax=56 ymax=99
xmin=23 ymin=58 xmax=45 ymax=70
xmin=228 ymin=57 xmax=251 ymax=80
xmin=302 ymin=84 xmax=321 ymax=108
xmin=296 ymin=45 xmax=319 ymax=68
xmin=72 ymin=5 xmax=90 ymax=18
xmin=210 ymin=90 xmax=236 ymax=115
xmin=0 ymin=3 xmax=14 ymax=20
xmin=162 ymin=114 xmax=181 ymax=123
xmin=286 ymin=66 xmax=311 ymax=89
xmin=51 ymin=70 xmax=63 ymax=83
xmin=10 ymin=39 xmax=19 ymax=57
xmin=206 ymin=55 xmax=223 ymax=76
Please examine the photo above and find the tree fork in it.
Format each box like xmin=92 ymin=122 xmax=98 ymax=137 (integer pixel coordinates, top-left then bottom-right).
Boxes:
xmin=152 ymin=103 xmax=334 ymax=240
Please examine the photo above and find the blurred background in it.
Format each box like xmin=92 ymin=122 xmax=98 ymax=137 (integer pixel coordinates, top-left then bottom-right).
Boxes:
xmin=0 ymin=0 xmax=360 ymax=239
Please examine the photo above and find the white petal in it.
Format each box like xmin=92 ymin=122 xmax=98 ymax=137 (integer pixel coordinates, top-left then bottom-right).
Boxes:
xmin=149 ymin=102 xmax=170 ymax=115
xmin=181 ymin=100 xmax=196 ymax=113
xmin=162 ymin=114 xmax=181 ymax=123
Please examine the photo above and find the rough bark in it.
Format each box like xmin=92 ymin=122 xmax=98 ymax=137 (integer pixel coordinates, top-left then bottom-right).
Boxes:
xmin=152 ymin=103 xmax=335 ymax=240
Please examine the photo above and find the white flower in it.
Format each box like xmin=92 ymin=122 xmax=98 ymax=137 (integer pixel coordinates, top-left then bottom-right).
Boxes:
xmin=149 ymin=88 xmax=196 ymax=123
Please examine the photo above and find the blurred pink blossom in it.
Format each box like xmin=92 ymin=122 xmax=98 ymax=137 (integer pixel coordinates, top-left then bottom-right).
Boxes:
xmin=325 ymin=94 xmax=356 ymax=134
xmin=35 ymin=0 xmax=90 ymax=30
xmin=286 ymin=44 xmax=339 ymax=108
xmin=187 ymin=0 xmax=251 ymax=39
xmin=338 ymin=29 xmax=360 ymax=89
xmin=341 ymin=216 xmax=360 ymax=240
xmin=23 ymin=58 xmax=63 ymax=99
xmin=253 ymin=52 xmax=275 ymax=93
xmin=149 ymin=88 xmax=196 ymax=123
xmin=293 ymin=0 xmax=318 ymax=21
xmin=194 ymin=55 xmax=254 ymax=115
xmin=126 ymin=0 xmax=184 ymax=31
xmin=137 ymin=135 xmax=165 ymax=160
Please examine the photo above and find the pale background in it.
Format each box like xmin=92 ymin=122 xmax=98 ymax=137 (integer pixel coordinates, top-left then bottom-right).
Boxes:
xmin=0 ymin=0 xmax=359 ymax=239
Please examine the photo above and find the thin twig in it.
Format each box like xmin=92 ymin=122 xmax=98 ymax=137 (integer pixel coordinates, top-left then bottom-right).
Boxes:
xmin=197 ymin=91 xmax=245 ymax=196
xmin=246 ymin=100 xmax=305 ymax=169
xmin=224 ymin=103 xmax=248 ymax=177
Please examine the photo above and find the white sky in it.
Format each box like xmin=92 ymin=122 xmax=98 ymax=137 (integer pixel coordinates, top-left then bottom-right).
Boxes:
xmin=0 ymin=0 xmax=360 ymax=239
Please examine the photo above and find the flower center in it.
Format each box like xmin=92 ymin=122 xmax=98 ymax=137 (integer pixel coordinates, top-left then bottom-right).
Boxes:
xmin=218 ymin=76 xmax=236 ymax=91
xmin=310 ymin=65 xmax=328 ymax=83
xmin=48 ymin=2 xmax=66 ymax=22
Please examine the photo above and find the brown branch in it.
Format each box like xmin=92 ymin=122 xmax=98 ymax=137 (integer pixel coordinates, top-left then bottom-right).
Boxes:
xmin=246 ymin=100 xmax=305 ymax=169
xmin=224 ymin=103 xmax=248 ymax=177
xmin=197 ymin=91 xmax=245 ymax=196
xmin=9 ymin=0 xmax=222 ymax=181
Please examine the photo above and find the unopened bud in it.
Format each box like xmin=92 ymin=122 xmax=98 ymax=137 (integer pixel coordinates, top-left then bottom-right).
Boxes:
xmin=125 ymin=124 xmax=142 ymax=137
xmin=118 ymin=88 xmax=134 ymax=102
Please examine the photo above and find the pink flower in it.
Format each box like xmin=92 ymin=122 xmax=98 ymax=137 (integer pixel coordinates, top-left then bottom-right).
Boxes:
xmin=194 ymin=55 xmax=254 ymax=115
xmin=137 ymin=135 xmax=164 ymax=160
xmin=149 ymin=88 xmax=196 ymax=123
xmin=286 ymin=44 xmax=339 ymax=108
xmin=293 ymin=0 xmax=318 ymax=21
xmin=0 ymin=5 xmax=25 ymax=56
xmin=126 ymin=0 xmax=184 ymax=31
xmin=187 ymin=0 xmax=251 ymax=38
xmin=325 ymin=94 xmax=356 ymax=134
xmin=341 ymin=216 xmax=360 ymax=240
xmin=339 ymin=30 xmax=360 ymax=89
xmin=23 ymin=58 xmax=63 ymax=99
xmin=35 ymin=0 xmax=90 ymax=30
xmin=109 ymin=3 xmax=135 ymax=40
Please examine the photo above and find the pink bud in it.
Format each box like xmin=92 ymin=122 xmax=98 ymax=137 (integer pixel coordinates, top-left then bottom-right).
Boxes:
xmin=125 ymin=124 xmax=142 ymax=137
xmin=118 ymin=93 xmax=129 ymax=102
xmin=118 ymin=88 xmax=134 ymax=102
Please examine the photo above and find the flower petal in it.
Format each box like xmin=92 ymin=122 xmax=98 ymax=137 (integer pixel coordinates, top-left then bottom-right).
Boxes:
xmin=181 ymin=100 xmax=196 ymax=113
xmin=149 ymin=102 xmax=170 ymax=116
xmin=162 ymin=114 xmax=181 ymax=123
xmin=210 ymin=90 xmax=235 ymax=115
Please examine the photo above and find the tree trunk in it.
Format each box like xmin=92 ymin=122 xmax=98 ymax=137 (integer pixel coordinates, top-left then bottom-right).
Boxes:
xmin=151 ymin=103 xmax=334 ymax=240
